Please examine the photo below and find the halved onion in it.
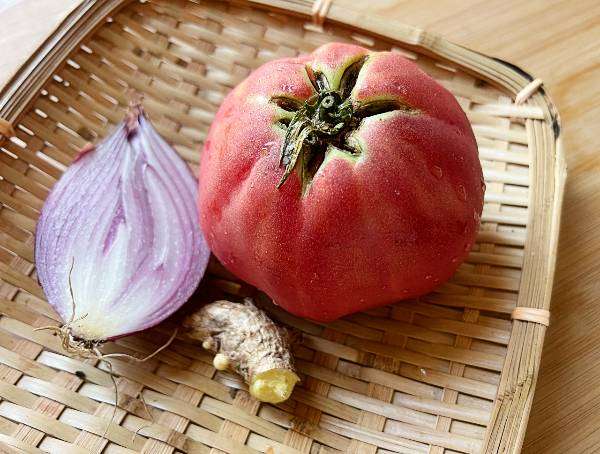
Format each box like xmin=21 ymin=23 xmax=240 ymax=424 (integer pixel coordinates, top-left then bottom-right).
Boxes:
xmin=35 ymin=105 xmax=209 ymax=342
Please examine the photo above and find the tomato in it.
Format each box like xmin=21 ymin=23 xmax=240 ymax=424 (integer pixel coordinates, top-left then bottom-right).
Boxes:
xmin=199 ymin=43 xmax=484 ymax=321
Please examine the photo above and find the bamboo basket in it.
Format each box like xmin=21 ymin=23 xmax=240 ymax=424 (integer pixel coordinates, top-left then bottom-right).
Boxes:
xmin=0 ymin=0 xmax=566 ymax=453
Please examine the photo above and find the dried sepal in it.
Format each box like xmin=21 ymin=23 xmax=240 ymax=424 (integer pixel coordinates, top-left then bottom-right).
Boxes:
xmin=271 ymin=55 xmax=417 ymax=191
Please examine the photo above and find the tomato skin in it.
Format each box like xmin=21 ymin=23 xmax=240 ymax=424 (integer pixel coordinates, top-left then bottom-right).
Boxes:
xmin=199 ymin=43 xmax=483 ymax=322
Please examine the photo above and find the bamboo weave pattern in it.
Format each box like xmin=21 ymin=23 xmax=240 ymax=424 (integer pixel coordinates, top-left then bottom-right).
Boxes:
xmin=0 ymin=1 xmax=560 ymax=453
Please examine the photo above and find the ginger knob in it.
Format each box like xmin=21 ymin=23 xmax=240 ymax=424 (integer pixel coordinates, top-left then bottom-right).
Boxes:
xmin=183 ymin=298 xmax=299 ymax=403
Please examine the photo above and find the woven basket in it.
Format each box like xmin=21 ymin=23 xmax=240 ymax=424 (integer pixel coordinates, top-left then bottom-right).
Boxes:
xmin=0 ymin=1 xmax=565 ymax=453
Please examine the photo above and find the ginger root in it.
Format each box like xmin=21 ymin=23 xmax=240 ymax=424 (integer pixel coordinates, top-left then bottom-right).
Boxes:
xmin=182 ymin=298 xmax=299 ymax=403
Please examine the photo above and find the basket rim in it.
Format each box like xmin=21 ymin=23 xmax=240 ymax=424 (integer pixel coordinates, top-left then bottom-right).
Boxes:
xmin=0 ymin=1 xmax=567 ymax=453
xmin=0 ymin=0 xmax=563 ymax=135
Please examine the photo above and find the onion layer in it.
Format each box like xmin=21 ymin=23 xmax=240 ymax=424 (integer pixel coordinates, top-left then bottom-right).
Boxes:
xmin=35 ymin=105 xmax=209 ymax=342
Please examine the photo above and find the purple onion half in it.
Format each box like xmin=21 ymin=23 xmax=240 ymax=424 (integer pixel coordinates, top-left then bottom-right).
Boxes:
xmin=35 ymin=106 xmax=210 ymax=341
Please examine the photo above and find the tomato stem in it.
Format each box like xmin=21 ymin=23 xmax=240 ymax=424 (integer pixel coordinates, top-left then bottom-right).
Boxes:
xmin=271 ymin=55 xmax=418 ymax=191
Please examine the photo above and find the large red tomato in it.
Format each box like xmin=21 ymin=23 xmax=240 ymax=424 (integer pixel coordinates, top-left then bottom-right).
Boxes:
xmin=199 ymin=43 xmax=484 ymax=321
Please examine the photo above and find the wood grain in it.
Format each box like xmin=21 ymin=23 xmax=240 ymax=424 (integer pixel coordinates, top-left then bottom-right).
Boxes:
xmin=0 ymin=0 xmax=82 ymax=87
xmin=0 ymin=1 xmax=597 ymax=453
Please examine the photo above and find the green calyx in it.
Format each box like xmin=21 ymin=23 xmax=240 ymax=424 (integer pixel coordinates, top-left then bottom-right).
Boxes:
xmin=275 ymin=90 xmax=354 ymax=189
xmin=271 ymin=55 xmax=415 ymax=192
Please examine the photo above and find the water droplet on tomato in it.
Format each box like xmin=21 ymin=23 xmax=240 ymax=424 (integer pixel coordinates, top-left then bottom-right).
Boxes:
xmin=473 ymin=210 xmax=481 ymax=223
xmin=451 ymin=256 xmax=459 ymax=263
xmin=402 ymin=289 xmax=409 ymax=294
xmin=464 ymin=242 xmax=472 ymax=252
xmin=433 ymin=278 xmax=440 ymax=284
xmin=431 ymin=165 xmax=443 ymax=179
xmin=457 ymin=184 xmax=467 ymax=201
xmin=261 ymin=141 xmax=276 ymax=155
xmin=425 ymin=274 xmax=433 ymax=280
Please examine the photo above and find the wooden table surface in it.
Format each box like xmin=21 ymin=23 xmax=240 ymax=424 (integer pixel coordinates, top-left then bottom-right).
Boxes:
xmin=1 ymin=1 xmax=599 ymax=452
